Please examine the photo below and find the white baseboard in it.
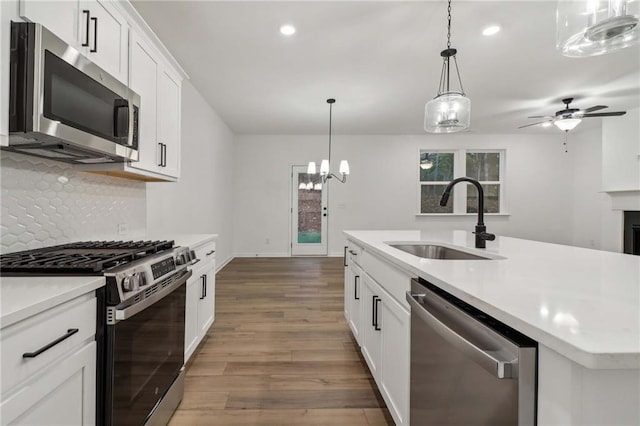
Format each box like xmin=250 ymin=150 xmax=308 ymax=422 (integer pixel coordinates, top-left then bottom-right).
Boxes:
xmin=215 ymin=255 xmax=234 ymax=273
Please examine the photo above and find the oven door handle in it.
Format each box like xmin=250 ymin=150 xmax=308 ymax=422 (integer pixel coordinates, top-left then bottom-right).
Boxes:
xmin=114 ymin=269 xmax=192 ymax=321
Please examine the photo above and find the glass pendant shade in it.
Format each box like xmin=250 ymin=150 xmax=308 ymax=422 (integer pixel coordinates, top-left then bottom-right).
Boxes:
xmin=320 ymin=160 xmax=330 ymax=175
xmin=424 ymin=93 xmax=471 ymax=133
xmin=307 ymin=161 xmax=316 ymax=174
xmin=339 ymin=160 xmax=350 ymax=175
xmin=554 ymin=118 xmax=582 ymax=131
xmin=557 ymin=0 xmax=639 ymax=57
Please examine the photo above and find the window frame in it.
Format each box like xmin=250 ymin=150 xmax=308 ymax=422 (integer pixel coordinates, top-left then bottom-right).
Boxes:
xmin=417 ymin=149 xmax=507 ymax=216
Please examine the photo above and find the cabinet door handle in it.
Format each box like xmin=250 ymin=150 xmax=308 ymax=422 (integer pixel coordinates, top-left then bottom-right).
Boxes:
xmin=343 ymin=246 xmax=348 ymax=267
xmin=23 ymin=328 xmax=79 ymax=358
xmin=374 ymin=298 xmax=381 ymax=331
xmin=82 ymin=10 xmax=90 ymax=47
xmin=200 ymin=275 xmax=205 ymax=299
xmin=372 ymin=296 xmax=377 ymax=327
xmin=354 ymin=275 xmax=360 ymax=300
xmin=203 ymin=274 xmax=207 ymax=298
xmin=90 ymin=17 xmax=98 ymax=52
xmin=158 ymin=143 xmax=163 ymax=166
xmin=206 ymin=250 xmax=215 ymax=256
xmin=162 ymin=143 xmax=167 ymax=167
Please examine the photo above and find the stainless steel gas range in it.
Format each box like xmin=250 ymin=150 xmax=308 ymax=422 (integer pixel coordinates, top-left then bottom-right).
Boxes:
xmin=0 ymin=240 xmax=196 ymax=426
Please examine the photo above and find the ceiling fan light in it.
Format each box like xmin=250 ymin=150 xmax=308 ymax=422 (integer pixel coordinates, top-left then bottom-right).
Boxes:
xmin=557 ymin=0 xmax=640 ymax=57
xmin=425 ymin=93 xmax=471 ymax=133
xmin=554 ymin=118 xmax=582 ymax=131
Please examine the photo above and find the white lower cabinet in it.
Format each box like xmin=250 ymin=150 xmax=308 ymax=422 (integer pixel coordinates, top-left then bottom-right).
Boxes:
xmin=1 ymin=341 xmax=96 ymax=425
xmin=360 ymin=274 xmax=382 ymax=379
xmin=378 ymin=288 xmax=410 ymax=426
xmin=344 ymin=240 xmax=412 ymax=426
xmin=185 ymin=240 xmax=216 ymax=362
xmin=346 ymin=261 xmax=363 ymax=345
xmin=0 ymin=292 xmax=97 ymax=425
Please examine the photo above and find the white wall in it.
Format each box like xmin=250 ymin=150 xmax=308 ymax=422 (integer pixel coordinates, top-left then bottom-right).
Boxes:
xmin=233 ymin=133 xmax=574 ymax=256
xmin=146 ymin=80 xmax=235 ymax=267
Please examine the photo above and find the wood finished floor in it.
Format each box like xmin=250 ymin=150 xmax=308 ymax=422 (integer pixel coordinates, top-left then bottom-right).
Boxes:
xmin=169 ymin=257 xmax=394 ymax=426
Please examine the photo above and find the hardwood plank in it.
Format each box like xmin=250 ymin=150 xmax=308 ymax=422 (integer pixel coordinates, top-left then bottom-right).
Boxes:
xmin=169 ymin=257 xmax=393 ymax=426
xmin=169 ymin=408 xmax=371 ymax=426
xmin=225 ymin=389 xmax=382 ymax=410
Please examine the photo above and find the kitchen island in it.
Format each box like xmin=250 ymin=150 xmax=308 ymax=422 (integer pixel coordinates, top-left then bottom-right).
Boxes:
xmin=344 ymin=230 xmax=640 ymax=426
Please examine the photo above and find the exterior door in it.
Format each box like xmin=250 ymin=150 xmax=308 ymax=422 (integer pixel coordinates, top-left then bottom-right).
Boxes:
xmin=291 ymin=165 xmax=328 ymax=256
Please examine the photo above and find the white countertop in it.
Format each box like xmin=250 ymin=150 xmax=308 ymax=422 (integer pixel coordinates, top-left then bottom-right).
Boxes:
xmin=145 ymin=234 xmax=217 ymax=249
xmin=0 ymin=276 xmax=105 ymax=328
xmin=344 ymin=230 xmax=640 ymax=370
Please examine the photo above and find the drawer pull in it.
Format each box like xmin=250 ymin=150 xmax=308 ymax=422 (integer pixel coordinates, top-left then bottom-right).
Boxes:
xmin=205 ymin=250 xmax=215 ymax=256
xmin=22 ymin=328 xmax=79 ymax=358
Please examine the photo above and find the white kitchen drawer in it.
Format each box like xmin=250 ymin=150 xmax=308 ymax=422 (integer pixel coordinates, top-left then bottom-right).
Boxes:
xmin=1 ymin=293 xmax=96 ymax=394
xmin=347 ymin=241 xmax=364 ymax=266
xmin=361 ymin=250 xmax=415 ymax=310
xmin=193 ymin=241 xmax=216 ymax=266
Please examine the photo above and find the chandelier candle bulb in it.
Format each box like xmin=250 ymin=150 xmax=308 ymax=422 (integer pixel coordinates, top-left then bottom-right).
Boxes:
xmin=339 ymin=160 xmax=350 ymax=175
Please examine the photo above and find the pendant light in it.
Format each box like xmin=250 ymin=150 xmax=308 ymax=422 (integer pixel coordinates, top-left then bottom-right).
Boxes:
xmin=307 ymin=99 xmax=350 ymax=184
xmin=424 ymin=0 xmax=470 ymax=133
xmin=557 ymin=0 xmax=639 ymax=57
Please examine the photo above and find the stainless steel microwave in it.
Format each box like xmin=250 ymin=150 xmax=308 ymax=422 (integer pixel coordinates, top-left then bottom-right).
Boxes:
xmin=6 ymin=22 xmax=139 ymax=164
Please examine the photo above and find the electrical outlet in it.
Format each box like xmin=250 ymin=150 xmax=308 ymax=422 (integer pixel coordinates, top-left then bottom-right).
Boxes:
xmin=117 ymin=223 xmax=128 ymax=236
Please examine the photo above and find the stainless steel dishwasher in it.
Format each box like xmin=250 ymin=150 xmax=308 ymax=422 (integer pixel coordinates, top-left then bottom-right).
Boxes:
xmin=406 ymin=278 xmax=537 ymax=426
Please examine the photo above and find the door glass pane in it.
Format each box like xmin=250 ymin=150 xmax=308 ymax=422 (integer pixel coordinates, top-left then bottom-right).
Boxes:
xmin=421 ymin=185 xmax=453 ymax=213
xmin=466 ymin=153 xmax=500 ymax=181
xmin=420 ymin=152 xmax=454 ymax=182
xmin=297 ymin=173 xmax=322 ymax=244
xmin=467 ymin=184 xmax=500 ymax=213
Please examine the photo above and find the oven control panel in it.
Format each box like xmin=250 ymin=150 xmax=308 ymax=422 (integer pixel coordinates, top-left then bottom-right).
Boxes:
xmin=151 ymin=257 xmax=175 ymax=279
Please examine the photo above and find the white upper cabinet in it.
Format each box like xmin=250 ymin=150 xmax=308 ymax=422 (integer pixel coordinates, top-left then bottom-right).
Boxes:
xmin=20 ymin=0 xmax=129 ymax=83
xmin=157 ymin=68 xmax=181 ymax=178
xmin=81 ymin=0 xmax=128 ymax=82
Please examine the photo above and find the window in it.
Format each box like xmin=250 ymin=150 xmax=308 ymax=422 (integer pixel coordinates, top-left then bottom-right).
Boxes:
xmin=419 ymin=150 xmax=504 ymax=214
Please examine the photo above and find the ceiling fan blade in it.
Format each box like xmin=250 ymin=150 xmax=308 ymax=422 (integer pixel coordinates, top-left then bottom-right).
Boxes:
xmin=527 ymin=115 xmax=554 ymax=119
xmin=518 ymin=121 xmax=551 ymax=129
xmin=581 ymin=105 xmax=607 ymax=113
xmin=581 ymin=111 xmax=627 ymax=117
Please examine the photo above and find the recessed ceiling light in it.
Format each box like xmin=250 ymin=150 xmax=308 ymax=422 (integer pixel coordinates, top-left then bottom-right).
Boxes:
xmin=482 ymin=25 xmax=501 ymax=36
xmin=542 ymin=122 xmax=552 ymax=127
xmin=280 ymin=25 xmax=296 ymax=36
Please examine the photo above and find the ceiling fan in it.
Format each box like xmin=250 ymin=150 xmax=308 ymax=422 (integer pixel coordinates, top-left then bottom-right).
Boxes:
xmin=518 ymin=98 xmax=627 ymax=132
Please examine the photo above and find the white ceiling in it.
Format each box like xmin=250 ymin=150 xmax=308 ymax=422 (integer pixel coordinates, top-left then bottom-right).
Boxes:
xmin=132 ymin=1 xmax=640 ymax=135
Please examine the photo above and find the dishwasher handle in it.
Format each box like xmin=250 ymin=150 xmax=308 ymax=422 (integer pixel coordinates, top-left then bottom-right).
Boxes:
xmin=406 ymin=291 xmax=515 ymax=379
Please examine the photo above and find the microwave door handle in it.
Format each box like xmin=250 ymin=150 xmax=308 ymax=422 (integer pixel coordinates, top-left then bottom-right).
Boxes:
xmin=127 ymin=100 xmax=134 ymax=146
xmin=82 ymin=10 xmax=90 ymax=47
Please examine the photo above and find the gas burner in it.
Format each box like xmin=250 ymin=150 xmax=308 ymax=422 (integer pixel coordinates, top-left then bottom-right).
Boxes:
xmin=0 ymin=240 xmax=174 ymax=275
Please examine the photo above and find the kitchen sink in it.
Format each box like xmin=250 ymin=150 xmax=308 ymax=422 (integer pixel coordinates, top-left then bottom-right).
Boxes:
xmin=388 ymin=244 xmax=494 ymax=260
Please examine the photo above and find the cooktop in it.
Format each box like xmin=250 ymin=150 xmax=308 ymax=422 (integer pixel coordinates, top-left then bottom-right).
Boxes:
xmin=0 ymin=240 xmax=174 ymax=275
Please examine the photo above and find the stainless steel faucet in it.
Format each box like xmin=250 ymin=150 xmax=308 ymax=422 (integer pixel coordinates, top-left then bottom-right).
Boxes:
xmin=439 ymin=177 xmax=496 ymax=248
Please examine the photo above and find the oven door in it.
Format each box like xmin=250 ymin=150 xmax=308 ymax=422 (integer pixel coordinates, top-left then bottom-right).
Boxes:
xmin=105 ymin=269 xmax=191 ymax=426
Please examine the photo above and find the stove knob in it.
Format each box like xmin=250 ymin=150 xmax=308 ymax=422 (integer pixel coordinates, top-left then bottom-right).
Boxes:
xmin=175 ymin=254 xmax=186 ymax=266
xmin=135 ymin=272 xmax=147 ymax=288
xmin=122 ymin=275 xmax=137 ymax=292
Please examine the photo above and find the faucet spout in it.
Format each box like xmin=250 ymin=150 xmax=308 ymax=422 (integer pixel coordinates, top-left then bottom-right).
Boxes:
xmin=439 ymin=177 xmax=495 ymax=248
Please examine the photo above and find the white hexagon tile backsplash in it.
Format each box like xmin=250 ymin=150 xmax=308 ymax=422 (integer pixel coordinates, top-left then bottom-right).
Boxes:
xmin=1 ymin=152 xmax=146 ymax=254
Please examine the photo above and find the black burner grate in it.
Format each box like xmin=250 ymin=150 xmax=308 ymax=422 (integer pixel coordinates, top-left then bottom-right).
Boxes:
xmin=0 ymin=240 xmax=174 ymax=275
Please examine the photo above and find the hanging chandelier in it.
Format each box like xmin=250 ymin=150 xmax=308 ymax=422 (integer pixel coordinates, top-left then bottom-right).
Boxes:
xmin=307 ymin=98 xmax=349 ymax=184
xmin=424 ymin=0 xmax=470 ymax=133
xmin=557 ymin=0 xmax=639 ymax=57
